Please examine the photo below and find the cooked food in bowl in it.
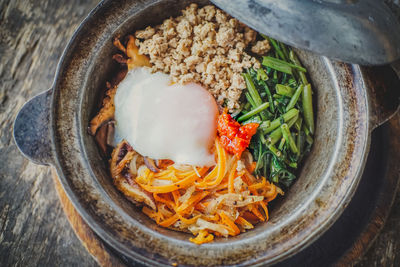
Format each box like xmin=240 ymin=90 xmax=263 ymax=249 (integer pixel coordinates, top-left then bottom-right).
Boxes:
xmin=89 ymin=3 xmax=314 ymax=245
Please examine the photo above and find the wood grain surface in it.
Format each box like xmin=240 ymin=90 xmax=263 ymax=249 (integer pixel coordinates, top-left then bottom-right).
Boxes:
xmin=1 ymin=0 xmax=399 ymax=266
xmin=0 ymin=0 xmax=100 ymax=266
xmin=51 ymin=168 xmax=124 ymax=267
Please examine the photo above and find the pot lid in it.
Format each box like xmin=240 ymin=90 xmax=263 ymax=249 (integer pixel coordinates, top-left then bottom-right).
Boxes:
xmin=211 ymin=0 xmax=400 ymax=65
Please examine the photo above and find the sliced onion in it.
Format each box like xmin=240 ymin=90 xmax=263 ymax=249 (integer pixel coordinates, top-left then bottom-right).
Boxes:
xmin=193 ymin=166 xmax=201 ymax=177
xmin=225 ymin=154 xmax=236 ymax=176
xmin=117 ymin=179 xmax=156 ymax=210
xmin=144 ymin=157 xmax=160 ymax=173
xmin=179 ymin=185 xmax=195 ymax=204
xmin=188 ymin=218 xmax=229 ymax=237
xmin=233 ymin=176 xmax=247 ymax=193
xmin=205 ymin=195 xmax=225 ymax=214
xmin=152 ymin=179 xmax=173 ymax=186
xmin=205 ymin=193 xmax=264 ymax=214
xmin=224 ymin=195 xmax=264 ymax=207
xmin=242 ymin=150 xmax=253 ymax=165
xmin=236 ymin=160 xmax=246 ymax=172
xmin=129 ymin=154 xmax=139 ymax=176
xmin=158 ymin=204 xmax=174 ymax=217
xmin=173 ymin=164 xmax=192 ymax=172
xmin=219 ymin=207 xmax=239 ymax=221
xmin=173 ymin=220 xmax=185 ymax=229
xmin=137 ymin=165 xmax=148 ymax=177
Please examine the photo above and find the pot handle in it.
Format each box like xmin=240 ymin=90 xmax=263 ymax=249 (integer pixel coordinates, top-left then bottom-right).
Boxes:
xmin=13 ymin=89 xmax=55 ymax=166
xmin=364 ymin=60 xmax=400 ymax=130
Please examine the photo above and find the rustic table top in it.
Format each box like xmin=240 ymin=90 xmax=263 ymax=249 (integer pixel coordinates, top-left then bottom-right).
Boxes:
xmin=0 ymin=0 xmax=399 ymax=266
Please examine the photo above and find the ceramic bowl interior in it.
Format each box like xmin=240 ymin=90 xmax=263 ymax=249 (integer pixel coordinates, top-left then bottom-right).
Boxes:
xmin=51 ymin=0 xmax=369 ymax=265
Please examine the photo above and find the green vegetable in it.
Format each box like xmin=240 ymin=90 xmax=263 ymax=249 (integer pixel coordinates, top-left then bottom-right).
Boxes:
xmin=245 ymin=92 xmax=256 ymax=108
xmin=302 ymin=84 xmax=315 ymax=134
xmin=287 ymin=78 xmax=297 ymax=88
xmin=237 ymin=102 xmax=270 ymax=122
xmin=280 ymin=41 xmax=290 ymax=62
xmin=243 ymin=73 xmax=262 ymax=106
xmin=278 ymin=137 xmax=286 ymax=150
xmin=262 ymin=56 xmax=292 ymax=74
xmin=306 ymin=133 xmax=314 ymax=145
xmin=276 ymin=84 xmax=294 ymax=97
xmin=286 ymin=84 xmax=304 ymax=111
xmin=260 ymin=80 xmax=275 ymax=113
xmin=259 ymin=132 xmax=267 ymax=144
xmin=241 ymin=116 xmax=262 ymax=125
xmin=266 ymin=113 xmax=298 ymax=145
xmin=289 ymin=50 xmax=308 ymax=85
xmin=257 ymin=68 xmax=269 ymax=81
xmin=261 ymin=108 xmax=299 ymax=134
xmin=262 ymin=56 xmax=307 ymax=74
xmin=268 ymin=144 xmax=282 ymax=158
xmin=297 ymin=131 xmax=306 ymax=154
xmin=294 ymin=116 xmax=303 ymax=132
xmin=238 ymin=36 xmax=314 ymax=188
xmin=265 ymin=35 xmax=287 ymax=61
xmin=281 ymin=123 xmax=298 ymax=154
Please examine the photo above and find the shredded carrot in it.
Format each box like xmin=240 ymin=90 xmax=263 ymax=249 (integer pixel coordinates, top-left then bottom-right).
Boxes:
xmin=178 ymin=214 xmax=201 ymax=225
xmin=197 ymin=165 xmax=218 ymax=183
xmin=142 ymin=206 xmax=156 ymax=218
xmin=249 ymin=177 xmax=267 ymax=191
xmin=250 ymin=204 xmax=265 ymax=221
xmin=213 ymin=231 xmax=223 ymax=237
xmin=202 ymin=202 xmax=210 ymax=207
xmin=137 ymin=170 xmax=206 ymax=193
xmin=154 ymin=193 xmax=175 ymax=209
xmin=154 ymin=169 xmax=174 ymax=177
xmin=214 ymin=181 xmax=229 ymax=192
xmin=235 ymin=216 xmax=254 ymax=230
xmin=176 ymin=191 xmax=209 ymax=213
xmin=142 ymin=206 xmax=163 ymax=224
xmin=242 ymin=211 xmax=260 ymax=224
xmin=240 ymin=172 xmax=253 ymax=187
xmin=190 ymin=230 xmax=214 ymax=245
xmin=171 ymin=190 xmax=180 ymax=206
xmin=263 ymin=182 xmax=277 ymax=198
xmin=176 ymin=169 xmax=196 ymax=178
xmin=195 ymin=139 xmax=226 ymax=188
xmin=259 ymin=201 xmax=269 ymax=221
xmin=194 ymin=202 xmax=206 ymax=213
xmin=110 ymin=138 xmax=282 ymax=245
xmin=219 ymin=211 xmax=240 ymax=236
xmin=158 ymin=213 xmax=180 ymax=227
xmin=264 ymin=190 xmax=279 ymax=203
xmin=205 ymin=139 xmax=227 ymax=187
xmin=203 ymin=214 xmax=220 ymax=222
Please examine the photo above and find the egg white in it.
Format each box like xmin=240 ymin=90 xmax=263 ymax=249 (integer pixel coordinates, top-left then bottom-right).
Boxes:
xmin=114 ymin=67 xmax=218 ymax=166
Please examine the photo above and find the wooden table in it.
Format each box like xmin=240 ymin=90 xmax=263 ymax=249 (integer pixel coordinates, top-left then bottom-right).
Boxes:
xmin=0 ymin=0 xmax=399 ymax=266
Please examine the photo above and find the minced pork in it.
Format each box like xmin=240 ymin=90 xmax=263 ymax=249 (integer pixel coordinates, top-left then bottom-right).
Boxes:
xmin=134 ymin=4 xmax=270 ymax=112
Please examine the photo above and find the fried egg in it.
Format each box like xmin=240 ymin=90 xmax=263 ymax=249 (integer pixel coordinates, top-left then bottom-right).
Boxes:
xmin=114 ymin=67 xmax=218 ymax=166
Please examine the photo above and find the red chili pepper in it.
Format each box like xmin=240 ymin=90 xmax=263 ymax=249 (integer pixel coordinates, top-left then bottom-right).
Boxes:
xmin=217 ymin=111 xmax=259 ymax=157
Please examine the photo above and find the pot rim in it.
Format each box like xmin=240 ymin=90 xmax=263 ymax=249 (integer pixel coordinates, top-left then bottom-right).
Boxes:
xmin=41 ymin=0 xmax=373 ymax=265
